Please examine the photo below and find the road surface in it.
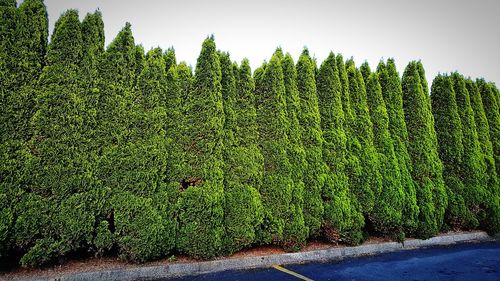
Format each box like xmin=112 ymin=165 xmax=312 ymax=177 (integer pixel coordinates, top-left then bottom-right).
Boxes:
xmin=165 ymin=242 xmax=500 ymax=281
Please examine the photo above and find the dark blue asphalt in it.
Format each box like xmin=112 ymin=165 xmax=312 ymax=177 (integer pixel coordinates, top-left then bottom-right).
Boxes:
xmin=165 ymin=242 xmax=500 ymax=281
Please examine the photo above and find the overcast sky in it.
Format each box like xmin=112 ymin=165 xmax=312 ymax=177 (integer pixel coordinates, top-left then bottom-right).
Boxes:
xmin=32 ymin=0 xmax=500 ymax=86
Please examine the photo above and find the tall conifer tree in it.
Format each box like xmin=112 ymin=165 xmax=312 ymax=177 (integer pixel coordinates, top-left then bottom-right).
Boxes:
xmin=177 ymin=36 xmax=225 ymax=258
xmin=359 ymin=62 xmax=371 ymax=87
xmin=431 ymin=74 xmax=476 ymax=229
xmin=466 ymin=80 xmax=500 ymax=234
xmin=317 ymin=53 xmax=364 ymax=244
xmin=280 ymin=52 xmax=309 ymax=249
xmin=221 ymin=55 xmax=264 ymax=254
xmin=345 ymin=59 xmax=380 ymax=215
xmin=255 ymin=50 xmax=306 ymax=249
xmin=402 ymin=61 xmax=447 ymax=237
xmin=366 ymin=72 xmax=404 ymax=238
xmin=377 ymin=59 xmax=419 ymax=234
xmin=296 ymin=49 xmax=325 ymax=236
xmin=452 ymin=73 xmax=500 ymax=233
xmin=477 ymin=79 xmax=500 ymax=177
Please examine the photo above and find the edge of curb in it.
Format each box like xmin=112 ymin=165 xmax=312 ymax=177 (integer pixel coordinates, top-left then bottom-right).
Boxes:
xmin=14 ymin=231 xmax=497 ymax=281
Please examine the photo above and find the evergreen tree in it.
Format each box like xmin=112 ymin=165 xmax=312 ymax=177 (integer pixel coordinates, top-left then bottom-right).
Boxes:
xmin=453 ymin=74 xmax=500 ymax=234
xmin=23 ymin=9 xmax=90 ymax=265
xmin=177 ymin=36 xmax=225 ymax=258
xmin=114 ymin=47 xmax=175 ymax=261
xmin=345 ymin=59 xmax=380 ymax=215
xmin=177 ymin=62 xmax=193 ymax=102
xmin=477 ymin=79 xmax=500 ymax=177
xmin=296 ymin=49 xmax=325 ymax=236
xmin=317 ymin=53 xmax=364 ymax=245
xmin=30 ymin=9 xmax=85 ymax=199
xmin=281 ymin=53 xmax=309 ymax=248
xmin=255 ymin=50 xmax=306 ymax=249
xmin=222 ymin=55 xmax=264 ymax=254
xmin=402 ymin=61 xmax=447 ymax=238
xmin=164 ymin=61 xmax=187 ymax=201
xmin=431 ymin=74 xmax=476 ymax=229
xmin=133 ymin=45 xmax=145 ymax=86
xmin=96 ymin=23 xmax=141 ymax=194
xmin=81 ymin=11 xmax=104 ymax=88
xmin=377 ymin=59 xmax=419 ymax=234
xmin=360 ymin=61 xmax=371 ymax=87
xmin=164 ymin=47 xmax=176 ymax=71
xmin=365 ymin=72 xmax=404 ymax=238
xmin=1 ymin=0 xmax=48 ymax=258
xmin=466 ymin=79 xmax=498 ymax=195
xmin=467 ymin=80 xmax=500 ymax=235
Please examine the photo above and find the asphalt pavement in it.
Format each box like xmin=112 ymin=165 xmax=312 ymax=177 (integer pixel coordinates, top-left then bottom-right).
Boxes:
xmin=165 ymin=242 xmax=500 ymax=281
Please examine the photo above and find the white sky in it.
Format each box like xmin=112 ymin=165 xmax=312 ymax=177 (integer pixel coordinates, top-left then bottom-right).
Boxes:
xmin=25 ymin=0 xmax=500 ymax=85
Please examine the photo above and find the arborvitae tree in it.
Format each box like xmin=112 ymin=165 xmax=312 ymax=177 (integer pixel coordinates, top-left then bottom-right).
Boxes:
xmin=377 ymin=59 xmax=419 ymax=234
xmin=317 ymin=53 xmax=364 ymax=245
xmin=365 ymin=72 xmax=404 ymax=238
xmin=281 ymin=53 xmax=309 ymax=248
xmin=0 ymin=1 xmax=17 ymax=258
xmin=336 ymin=55 xmax=365 ymax=232
xmin=452 ymin=74 xmax=500 ymax=234
xmin=96 ymin=23 xmax=142 ymax=194
xmin=221 ymin=54 xmax=264 ymax=254
xmin=22 ymin=9 xmax=90 ymax=265
xmin=177 ymin=62 xmax=193 ymax=102
xmin=296 ymin=49 xmax=325 ymax=236
xmin=164 ymin=47 xmax=176 ymax=71
xmin=466 ymin=80 xmax=500 ymax=234
xmin=345 ymin=59 xmax=380 ymax=215
xmin=177 ymin=36 xmax=225 ymax=258
xmin=467 ymin=80 xmax=498 ymax=193
xmin=30 ymin=9 xmax=85 ymax=199
xmin=1 ymin=0 xmax=48 ymax=258
xmin=402 ymin=61 xmax=447 ymax=238
xmin=0 ymin=0 xmax=18 ymax=90
xmin=133 ymin=45 xmax=145 ymax=85
xmin=477 ymin=79 xmax=500 ymax=177
xmin=164 ymin=63 xmax=187 ymax=202
xmin=111 ymin=47 xmax=175 ymax=261
xmin=431 ymin=74 xmax=476 ymax=229
xmin=80 ymin=11 xmax=104 ymax=189
xmin=81 ymin=11 xmax=104 ymax=87
xmin=360 ymin=62 xmax=371 ymax=87
xmin=255 ymin=50 xmax=306 ymax=249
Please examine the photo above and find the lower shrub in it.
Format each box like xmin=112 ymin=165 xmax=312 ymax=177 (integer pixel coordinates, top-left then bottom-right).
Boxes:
xmin=176 ymin=182 xmax=224 ymax=259
xmin=113 ymin=191 xmax=175 ymax=262
xmin=223 ymin=183 xmax=263 ymax=255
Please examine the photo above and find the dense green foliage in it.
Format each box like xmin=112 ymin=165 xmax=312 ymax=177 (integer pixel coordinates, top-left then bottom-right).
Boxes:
xmin=177 ymin=36 xmax=225 ymax=259
xmin=452 ymin=74 xmax=500 ymax=234
xmin=345 ymin=59 xmax=381 ymax=215
xmin=316 ymin=53 xmax=364 ymax=244
xmin=254 ymin=50 xmax=307 ymax=250
xmin=365 ymin=72 xmax=404 ymax=239
xmin=1 ymin=5 xmax=499 ymax=268
xmin=280 ymin=52 xmax=309 ymax=250
xmin=477 ymin=79 xmax=500 ymax=177
xmin=431 ymin=74 xmax=476 ymax=229
xmin=221 ymin=54 xmax=263 ymax=254
xmin=377 ymin=59 xmax=419 ymax=234
xmin=402 ymin=62 xmax=448 ymax=238
xmin=296 ymin=49 xmax=325 ymax=236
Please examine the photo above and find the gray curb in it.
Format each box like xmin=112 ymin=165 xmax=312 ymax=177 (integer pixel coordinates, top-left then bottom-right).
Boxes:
xmin=13 ymin=232 xmax=496 ymax=281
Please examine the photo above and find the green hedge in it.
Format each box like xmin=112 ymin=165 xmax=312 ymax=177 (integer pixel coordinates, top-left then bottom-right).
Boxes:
xmin=1 ymin=4 xmax=499 ymax=267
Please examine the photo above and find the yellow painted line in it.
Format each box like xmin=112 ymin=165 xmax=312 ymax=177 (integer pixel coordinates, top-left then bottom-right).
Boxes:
xmin=271 ymin=264 xmax=314 ymax=281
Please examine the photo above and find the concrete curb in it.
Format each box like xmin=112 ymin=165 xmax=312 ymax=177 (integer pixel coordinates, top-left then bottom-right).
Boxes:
xmin=15 ymin=232 xmax=496 ymax=281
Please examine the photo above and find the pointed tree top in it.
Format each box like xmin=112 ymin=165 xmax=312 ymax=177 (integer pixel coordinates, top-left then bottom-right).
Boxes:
xmin=47 ymin=9 xmax=82 ymax=65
